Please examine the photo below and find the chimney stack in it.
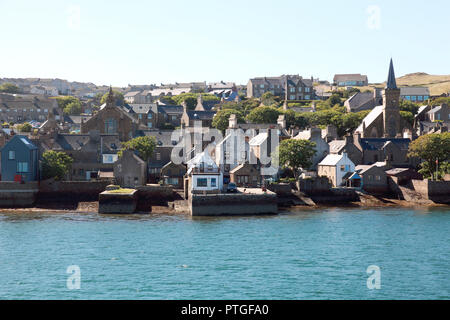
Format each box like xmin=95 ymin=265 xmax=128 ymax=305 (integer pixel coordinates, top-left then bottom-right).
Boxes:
xmin=229 ymin=114 xmax=238 ymax=129
xmin=277 ymin=114 xmax=286 ymax=129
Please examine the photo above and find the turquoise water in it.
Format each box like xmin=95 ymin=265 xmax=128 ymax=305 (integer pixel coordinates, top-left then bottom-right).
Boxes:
xmin=0 ymin=207 xmax=449 ymax=300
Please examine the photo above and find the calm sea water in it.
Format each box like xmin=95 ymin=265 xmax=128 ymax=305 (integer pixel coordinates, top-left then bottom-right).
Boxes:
xmin=0 ymin=207 xmax=449 ymax=300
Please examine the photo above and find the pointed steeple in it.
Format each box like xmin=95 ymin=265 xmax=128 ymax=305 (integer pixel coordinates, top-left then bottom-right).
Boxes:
xmin=106 ymin=86 xmax=115 ymax=107
xmin=386 ymin=58 xmax=397 ymax=89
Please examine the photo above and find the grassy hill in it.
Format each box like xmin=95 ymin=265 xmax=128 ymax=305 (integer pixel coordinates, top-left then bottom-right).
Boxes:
xmin=364 ymin=73 xmax=450 ymax=96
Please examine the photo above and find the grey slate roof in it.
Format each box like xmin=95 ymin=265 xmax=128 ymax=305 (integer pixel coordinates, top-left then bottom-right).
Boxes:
xmin=249 ymin=75 xmax=313 ymax=87
xmin=158 ymin=104 xmax=183 ymax=115
xmin=129 ymin=103 xmax=158 ymax=114
xmin=359 ymin=138 xmax=410 ymax=151
xmin=427 ymin=106 xmax=442 ymax=114
xmin=53 ymin=134 xmax=121 ymax=152
xmin=400 ymin=87 xmax=430 ymax=96
xmin=186 ymin=110 xmax=216 ymax=120
xmin=346 ymin=92 xmax=376 ymax=109
xmin=329 ymin=140 xmax=346 ymax=153
xmin=333 ymin=74 xmax=368 ymax=83
xmin=143 ymin=130 xmax=180 ymax=147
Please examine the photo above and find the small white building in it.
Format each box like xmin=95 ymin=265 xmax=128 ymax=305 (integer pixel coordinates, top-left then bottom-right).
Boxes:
xmin=187 ymin=150 xmax=223 ymax=193
xmin=317 ymin=153 xmax=355 ymax=187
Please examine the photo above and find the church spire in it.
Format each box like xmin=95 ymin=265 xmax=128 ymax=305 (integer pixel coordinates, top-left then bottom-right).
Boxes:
xmin=106 ymin=86 xmax=115 ymax=106
xmin=386 ymin=58 xmax=397 ymax=89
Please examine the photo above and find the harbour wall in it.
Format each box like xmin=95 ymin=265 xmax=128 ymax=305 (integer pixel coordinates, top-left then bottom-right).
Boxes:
xmin=0 ymin=182 xmax=39 ymax=207
xmin=189 ymin=191 xmax=278 ymax=216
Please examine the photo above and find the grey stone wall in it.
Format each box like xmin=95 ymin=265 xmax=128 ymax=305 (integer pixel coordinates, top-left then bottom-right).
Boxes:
xmin=0 ymin=181 xmax=38 ymax=207
xmin=190 ymin=192 xmax=278 ymax=216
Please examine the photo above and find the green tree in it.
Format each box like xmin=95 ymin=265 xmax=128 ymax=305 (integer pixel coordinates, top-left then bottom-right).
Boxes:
xmin=18 ymin=122 xmax=32 ymax=132
xmin=399 ymin=99 xmax=420 ymax=115
xmin=275 ymin=139 xmax=317 ymax=179
xmin=118 ymin=136 xmax=156 ymax=162
xmin=247 ymin=106 xmax=281 ymax=124
xmin=408 ymin=132 xmax=450 ymax=180
xmin=212 ymin=109 xmax=245 ymax=133
xmin=293 ymin=113 xmax=310 ymax=129
xmin=429 ymin=97 xmax=450 ymax=107
xmin=261 ymin=92 xmax=277 ymax=106
xmin=101 ymin=90 xmax=125 ymax=106
xmin=338 ymin=110 xmax=371 ymax=137
xmin=55 ymin=96 xmax=81 ymax=112
xmin=63 ymin=101 xmax=82 ymax=115
xmin=400 ymin=110 xmax=414 ymax=127
xmin=41 ymin=151 xmax=73 ymax=180
xmin=170 ymin=93 xmax=220 ymax=110
xmin=0 ymin=83 xmax=21 ymax=93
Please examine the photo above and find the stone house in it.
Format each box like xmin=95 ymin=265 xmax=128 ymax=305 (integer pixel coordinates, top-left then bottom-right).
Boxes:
xmin=144 ymin=130 xmax=181 ymax=183
xmin=37 ymin=130 xmax=121 ymax=181
xmin=354 ymin=136 xmax=418 ymax=167
xmin=386 ymin=167 xmax=423 ymax=186
xmin=0 ymin=135 xmax=39 ymax=182
xmin=344 ymin=89 xmax=383 ymax=112
xmin=160 ymin=161 xmax=186 ymax=188
xmin=354 ymin=162 xmax=389 ymax=194
xmin=426 ymin=104 xmax=449 ymax=122
xmin=113 ymin=150 xmax=147 ymax=187
xmin=180 ymin=99 xmax=216 ymax=128
xmin=0 ymin=93 xmax=61 ymax=124
xmin=247 ymin=75 xmax=314 ymax=100
xmin=414 ymin=104 xmax=450 ymax=136
xmin=128 ymin=103 xmax=158 ymax=129
xmin=328 ymin=134 xmax=363 ymax=166
xmin=293 ymin=127 xmax=329 ymax=169
xmin=317 ymin=153 xmax=355 ymax=187
xmin=124 ymin=91 xmax=143 ymax=104
xmin=157 ymin=104 xmax=183 ymax=128
xmin=230 ymin=163 xmax=261 ymax=187
xmin=81 ymin=88 xmax=141 ymax=141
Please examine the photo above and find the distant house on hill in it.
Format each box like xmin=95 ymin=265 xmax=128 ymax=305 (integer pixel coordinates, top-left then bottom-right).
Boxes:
xmin=333 ymin=74 xmax=368 ymax=87
xmin=247 ymin=75 xmax=314 ymax=100
xmin=400 ymin=87 xmax=430 ymax=102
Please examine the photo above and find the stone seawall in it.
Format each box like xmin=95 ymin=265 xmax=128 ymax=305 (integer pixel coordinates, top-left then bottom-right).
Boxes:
xmin=98 ymin=190 xmax=138 ymax=214
xmin=39 ymin=180 xmax=110 ymax=201
xmin=189 ymin=191 xmax=278 ymax=216
xmin=310 ymin=188 xmax=359 ymax=203
xmin=0 ymin=182 xmax=39 ymax=207
xmin=411 ymin=179 xmax=450 ymax=203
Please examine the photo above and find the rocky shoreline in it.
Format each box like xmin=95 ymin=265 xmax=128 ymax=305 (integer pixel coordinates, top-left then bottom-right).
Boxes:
xmin=0 ymin=197 xmax=447 ymax=215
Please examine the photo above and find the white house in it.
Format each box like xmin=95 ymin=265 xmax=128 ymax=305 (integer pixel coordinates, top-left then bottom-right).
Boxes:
xmin=30 ymin=86 xmax=59 ymax=96
xmin=317 ymin=153 xmax=355 ymax=187
xmin=187 ymin=150 xmax=223 ymax=193
xmin=215 ymin=130 xmax=249 ymax=183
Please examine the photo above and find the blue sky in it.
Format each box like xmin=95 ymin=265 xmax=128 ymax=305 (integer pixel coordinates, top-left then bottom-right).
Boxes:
xmin=0 ymin=0 xmax=449 ymax=87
